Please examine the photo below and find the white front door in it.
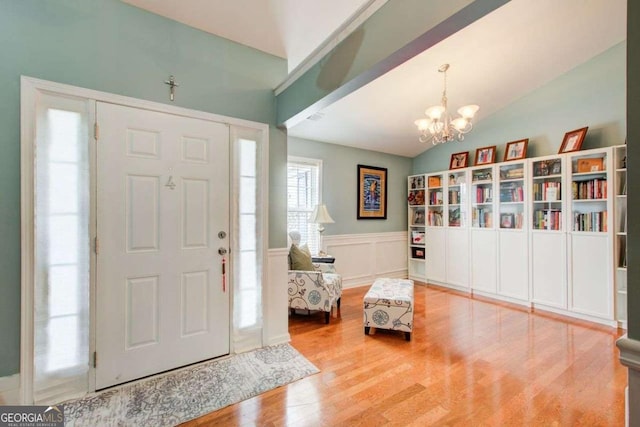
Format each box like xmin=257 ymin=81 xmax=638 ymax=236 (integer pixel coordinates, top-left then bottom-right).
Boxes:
xmin=95 ymin=102 xmax=230 ymax=389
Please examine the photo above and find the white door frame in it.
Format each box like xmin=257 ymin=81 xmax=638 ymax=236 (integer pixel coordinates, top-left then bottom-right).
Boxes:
xmin=20 ymin=76 xmax=270 ymax=404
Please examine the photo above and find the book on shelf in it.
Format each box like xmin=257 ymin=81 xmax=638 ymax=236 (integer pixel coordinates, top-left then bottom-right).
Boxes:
xmin=572 ymin=179 xmax=607 ymax=200
xmin=428 ymin=211 xmax=443 ymax=226
xmin=449 ymin=189 xmax=460 ymax=204
xmin=412 ymin=208 xmax=425 ymax=225
xmin=533 ymin=159 xmax=561 ymax=177
xmin=576 ymin=158 xmax=604 ymax=173
xmin=533 ymin=209 xmax=562 ymax=230
xmin=475 ymin=187 xmax=493 ymax=203
xmin=500 ymin=185 xmax=524 ymax=202
xmin=472 ymin=208 xmax=493 ymax=228
xmin=532 ymin=181 xmax=561 ymax=201
xmin=619 ymin=238 xmax=627 ymax=268
xmin=428 ymin=176 xmax=442 ymax=187
xmin=573 ymin=211 xmax=607 ymax=232
xmin=500 ymin=167 xmax=524 ymax=179
xmin=429 ymin=190 xmax=443 ymax=205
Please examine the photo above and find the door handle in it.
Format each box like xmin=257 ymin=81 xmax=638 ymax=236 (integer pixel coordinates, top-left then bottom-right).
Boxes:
xmin=218 ymin=247 xmax=227 ymax=255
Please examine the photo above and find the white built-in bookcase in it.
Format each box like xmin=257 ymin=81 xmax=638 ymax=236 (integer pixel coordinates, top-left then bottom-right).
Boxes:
xmin=408 ymin=145 xmax=625 ymax=328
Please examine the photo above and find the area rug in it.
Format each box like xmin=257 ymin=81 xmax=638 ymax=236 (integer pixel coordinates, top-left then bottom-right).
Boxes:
xmin=62 ymin=343 xmax=318 ymax=426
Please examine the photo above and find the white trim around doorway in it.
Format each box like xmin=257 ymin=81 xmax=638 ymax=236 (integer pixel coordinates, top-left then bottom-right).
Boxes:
xmin=20 ymin=76 xmax=270 ymax=404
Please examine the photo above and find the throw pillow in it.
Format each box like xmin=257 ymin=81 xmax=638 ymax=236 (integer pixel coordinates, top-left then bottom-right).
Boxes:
xmin=300 ymin=244 xmax=312 ymax=257
xmin=290 ymin=244 xmax=315 ymax=271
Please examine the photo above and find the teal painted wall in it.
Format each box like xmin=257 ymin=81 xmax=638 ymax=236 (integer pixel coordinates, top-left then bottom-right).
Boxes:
xmin=0 ymin=0 xmax=286 ymax=377
xmin=412 ymin=41 xmax=626 ymax=173
xmin=288 ymin=137 xmax=412 ymax=235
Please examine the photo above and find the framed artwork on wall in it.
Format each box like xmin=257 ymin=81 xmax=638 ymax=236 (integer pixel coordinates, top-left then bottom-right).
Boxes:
xmin=504 ymin=138 xmax=529 ymax=161
xmin=558 ymin=126 xmax=588 ymax=154
xmin=449 ymin=151 xmax=469 ymax=169
xmin=474 ymin=145 xmax=497 ymax=165
xmin=357 ymin=164 xmax=387 ymax=219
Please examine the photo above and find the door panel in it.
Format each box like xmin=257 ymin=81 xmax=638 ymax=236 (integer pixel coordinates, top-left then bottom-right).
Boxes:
xmin=96 ymin=102 xmax=230 ymax=389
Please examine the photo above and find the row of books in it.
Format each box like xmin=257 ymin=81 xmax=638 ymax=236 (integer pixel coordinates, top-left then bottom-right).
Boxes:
xmin=573 ymin=211 xmax=608 ymax=232
xmin=428 ymin=211 xmax=444 ymax=226
xmin=500 ymin=185 xmax=524 ymax=203
xmin=533 ymin=209 xmax=562 ymax=230
xmin=429 ymin=190 xmax=444 ymax=205
xmin=474 ymin=187 xmax=493 ymax=204
xmin=449 ymin=190 xmax=461 ymax=204
xmin=532 ymin=181 xmax=562 ymax=201
xmin=472 ymin=208 xmax=493 ymax=228
xmin=572 ymin=179 xmax=607 ymax=200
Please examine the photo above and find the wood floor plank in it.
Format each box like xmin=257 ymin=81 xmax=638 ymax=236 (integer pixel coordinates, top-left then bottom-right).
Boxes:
xmin=182 ymin=284 xmax=626 ymax=426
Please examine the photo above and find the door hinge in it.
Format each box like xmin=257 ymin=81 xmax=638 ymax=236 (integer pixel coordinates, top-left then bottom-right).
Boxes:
xmin=93 ymin=351 xmax=97 ymax=368
xmin=94 ymin=237 xmax=99 ymax=254
xmin=94 ymin=122 xmax=99 ymax=140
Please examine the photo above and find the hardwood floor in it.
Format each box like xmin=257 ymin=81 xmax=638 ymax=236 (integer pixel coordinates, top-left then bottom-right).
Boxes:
xmin=183 ymin=284 xmax=626 ymax=426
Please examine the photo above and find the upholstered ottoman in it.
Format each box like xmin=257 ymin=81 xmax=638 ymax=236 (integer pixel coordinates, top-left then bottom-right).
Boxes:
xmin=363 ymin=278 xmax=414 ymax=341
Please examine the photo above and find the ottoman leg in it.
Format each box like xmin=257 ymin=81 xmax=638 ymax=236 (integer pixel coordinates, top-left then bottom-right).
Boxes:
xmin=364 ymin=326 xmax=371 ymax=335
xmin=337 ymin=297 xmax=341 ymax=309
xmin=405 ymin=332 xmax=411 ymax=341
xmin=325 ymin=311 xmax=330 ymax=324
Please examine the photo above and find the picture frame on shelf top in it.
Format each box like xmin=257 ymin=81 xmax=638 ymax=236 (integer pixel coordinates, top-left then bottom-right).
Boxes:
xmin=558 ymin=126 xmax=588 ymax=154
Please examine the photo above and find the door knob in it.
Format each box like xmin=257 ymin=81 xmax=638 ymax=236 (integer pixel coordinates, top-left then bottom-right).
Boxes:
xmin=218 ymin=247 xmax=227 ymax=255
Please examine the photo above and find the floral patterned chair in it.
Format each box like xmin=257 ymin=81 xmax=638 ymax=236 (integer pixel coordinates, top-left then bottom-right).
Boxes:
xmin=288 ymin=263 xmax=342 ymax=324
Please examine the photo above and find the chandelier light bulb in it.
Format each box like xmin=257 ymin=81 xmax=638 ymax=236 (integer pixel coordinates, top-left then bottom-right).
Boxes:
xmin=414 ymin=64 xmax=479 ymax=145
xmin=414 ymin=118 xmax=431 ymax=131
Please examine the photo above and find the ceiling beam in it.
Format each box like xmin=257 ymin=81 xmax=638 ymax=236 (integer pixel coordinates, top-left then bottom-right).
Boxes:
xmin=276 ymin=0 xmax=510 ymax=129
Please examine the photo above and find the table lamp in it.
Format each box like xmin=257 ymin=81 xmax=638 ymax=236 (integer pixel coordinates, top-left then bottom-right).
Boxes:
xmin=311 ymin=204 xmax=334 ymax=256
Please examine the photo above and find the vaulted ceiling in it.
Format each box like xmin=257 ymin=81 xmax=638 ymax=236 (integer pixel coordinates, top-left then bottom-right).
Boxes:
xmin=122 ymin=0 xmax=626 ymax=157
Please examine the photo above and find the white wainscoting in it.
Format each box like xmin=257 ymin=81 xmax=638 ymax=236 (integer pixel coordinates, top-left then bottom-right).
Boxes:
xmin=264 ymin=248 xmax=291 ymax=346
xmin=323 ymin=231 xmax=408 ymax=288
xmin=0 ymin=374 xmax=20 ymax=405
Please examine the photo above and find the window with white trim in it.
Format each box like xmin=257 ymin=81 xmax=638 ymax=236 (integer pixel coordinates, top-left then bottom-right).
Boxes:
xmin=287 ymin=157 xmax=321 ymax=254
xmin=34 ymin=94 xmax=91 ymax=402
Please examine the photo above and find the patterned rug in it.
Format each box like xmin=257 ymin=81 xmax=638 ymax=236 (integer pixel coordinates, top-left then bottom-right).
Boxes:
xmin=62 ymin=344 xmax=318 ymax=426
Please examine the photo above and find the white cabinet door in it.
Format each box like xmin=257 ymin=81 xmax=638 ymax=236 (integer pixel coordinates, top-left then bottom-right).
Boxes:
xmin=446 ymin=228 xmax=469 ymax=288
xmin=531 ymin=232 xmax=566 ymax=308
xmin=96 ymin=102 xmax=230 ymax=389
xmin=498 ymin=231 xmax=529 ymax=301
xmin=471 ymin=229 xmax=497 ymax=294
xmin=426 ymin=227 xmax=446 ymax=283
xmin=569 ymin=234 xmax=613 ymax=319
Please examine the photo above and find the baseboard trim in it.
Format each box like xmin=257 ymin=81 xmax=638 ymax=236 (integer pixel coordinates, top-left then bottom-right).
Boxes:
xmin=532 ymin=303 xmax=617 ymax=328
xmin=0 ymin=374 xmax=20 ymax=405
xmin=264 ymin=333 xmax=291 ymax=347
xmin=341 ymin=270 xmax=408 ymax=289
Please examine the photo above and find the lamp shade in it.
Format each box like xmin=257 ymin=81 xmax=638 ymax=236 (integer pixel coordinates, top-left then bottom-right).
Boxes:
xmin=311 ymin=204 xmax=335 ymax=224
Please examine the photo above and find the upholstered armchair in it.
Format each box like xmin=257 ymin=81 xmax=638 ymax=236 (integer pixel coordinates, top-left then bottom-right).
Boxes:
xmin=288 ymin=264 xmax=342 ymax=324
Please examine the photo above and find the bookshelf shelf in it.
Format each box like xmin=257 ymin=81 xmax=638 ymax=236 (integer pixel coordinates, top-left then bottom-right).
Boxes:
xmin=613 ymin=144 xmax=627 ymax=326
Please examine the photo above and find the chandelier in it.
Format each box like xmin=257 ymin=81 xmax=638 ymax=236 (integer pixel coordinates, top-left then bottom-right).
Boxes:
xmin=414 ymin=64 xmax=479 ymax=145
